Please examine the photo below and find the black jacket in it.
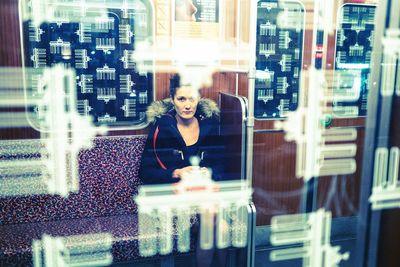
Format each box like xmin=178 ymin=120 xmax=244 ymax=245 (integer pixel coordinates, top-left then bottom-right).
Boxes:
xmin=139 ymin=98 xmax=225 ymax=184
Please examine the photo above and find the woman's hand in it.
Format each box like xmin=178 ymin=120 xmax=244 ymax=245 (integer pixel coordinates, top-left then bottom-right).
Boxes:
xmin=172 ymin=166 xmax=211 ymax=179
xmin=172 ymin=166 xmax=194 ymax=178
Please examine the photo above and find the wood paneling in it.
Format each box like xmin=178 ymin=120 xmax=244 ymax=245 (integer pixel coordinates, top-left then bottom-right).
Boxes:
xmin=316 ymin=128 xmax=365 ymax=217
xmin=0 ymin=0 xmax=39 ymax=140
xmin=0 ymin=0 xmax=22 ymax=67
xmin=252 ymin=131 xmax=304 ymax=225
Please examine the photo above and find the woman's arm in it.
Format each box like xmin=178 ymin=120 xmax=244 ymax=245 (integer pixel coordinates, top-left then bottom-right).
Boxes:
xmin=139 ymin=126 xmax=180 ymax=184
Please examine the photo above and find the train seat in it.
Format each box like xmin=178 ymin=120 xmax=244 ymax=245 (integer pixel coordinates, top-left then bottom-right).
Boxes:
xmin=0 ymin=135 xmax=146 ymax=265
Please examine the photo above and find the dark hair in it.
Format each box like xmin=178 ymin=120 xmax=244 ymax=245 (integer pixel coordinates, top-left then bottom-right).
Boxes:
xmin=169 ymin=74 xmax=181 ymax=97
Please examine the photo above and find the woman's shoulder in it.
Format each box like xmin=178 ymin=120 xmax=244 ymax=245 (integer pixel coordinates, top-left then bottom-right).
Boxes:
xmin=146 ymin=98 xmax=174 ymax=124
xmin=196 ymin=98 xmax=220 ymax=121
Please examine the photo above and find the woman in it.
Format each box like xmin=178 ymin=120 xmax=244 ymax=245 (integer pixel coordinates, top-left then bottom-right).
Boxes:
xmin=139 ymin=74 xmax=227 ymax=267
xmin=139 ymin=74 xmax=224 ymax=185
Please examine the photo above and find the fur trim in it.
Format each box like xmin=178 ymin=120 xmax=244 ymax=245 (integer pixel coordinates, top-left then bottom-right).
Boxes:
xmin=197 ymin=98 xmax=219 ymax=119
xmin=146 ymin=98 xmax=219 ymax=123
xmin=146 ymin=99 xmax=173 ymax=123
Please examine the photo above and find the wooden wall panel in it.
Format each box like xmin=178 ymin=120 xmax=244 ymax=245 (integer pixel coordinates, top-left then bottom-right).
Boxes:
xmin=0 ymin=0 xmax=22 ymax=67
xmin=316 ymin=128 xmax=365 ymax=217
xmin=0 ymin=0 xmax=40 ymax=140
xmin=252 ymin=131 xmax=303 ymax=225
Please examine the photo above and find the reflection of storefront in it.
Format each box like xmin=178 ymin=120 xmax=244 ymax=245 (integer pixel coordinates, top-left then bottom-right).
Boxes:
xmin=193 ymin=0 xmax=219 ymax=22
xmin=175 ymin=0 xmax=219 ymax=22
xmin=174 ymin=0 xmax=220 ymax=39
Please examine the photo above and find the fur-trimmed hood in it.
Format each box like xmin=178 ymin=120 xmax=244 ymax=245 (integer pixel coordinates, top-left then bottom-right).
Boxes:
xmin=146 ymin=98 xmax=219 ymax=123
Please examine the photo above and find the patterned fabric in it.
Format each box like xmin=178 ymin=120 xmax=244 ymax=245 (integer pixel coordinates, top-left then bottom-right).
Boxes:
xmin=0 ymin=215 xmax=140 ymax=265
xmin=0 ymin=136 xmax=146 ymax=264
xmin=0 ymin=136 xmax=146 ymax=224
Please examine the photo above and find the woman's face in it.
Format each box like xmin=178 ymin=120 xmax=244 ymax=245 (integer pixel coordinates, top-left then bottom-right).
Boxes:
xmin=172 ymin=85 xmax=200 ymax=120
xmin=175 ymin=0 xmax=197 ymax=21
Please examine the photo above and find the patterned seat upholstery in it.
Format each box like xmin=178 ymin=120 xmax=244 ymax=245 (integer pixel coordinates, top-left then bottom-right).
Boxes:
xmin=0 ymin=136 xmax=146 ymax=265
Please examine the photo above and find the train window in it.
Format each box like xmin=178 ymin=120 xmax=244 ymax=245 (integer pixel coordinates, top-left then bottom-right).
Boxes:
xmin=19 ymin=0 xmax=154 ymax=129
xmin=333 ymin=3 xmax=376 ymax=117
xmin=255 ymin=0 xmax=305 ymax=119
